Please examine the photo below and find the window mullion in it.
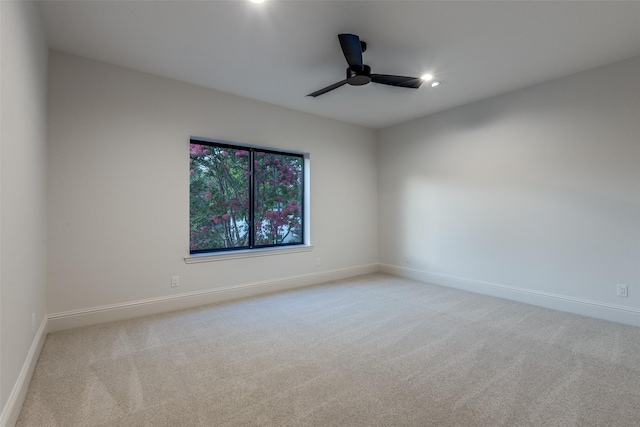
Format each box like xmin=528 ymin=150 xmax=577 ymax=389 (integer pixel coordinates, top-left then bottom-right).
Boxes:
xmin=249 ymin=149 xmax=255 ymax=248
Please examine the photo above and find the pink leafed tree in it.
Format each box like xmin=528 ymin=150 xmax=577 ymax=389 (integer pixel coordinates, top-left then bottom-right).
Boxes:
xmin=190 ymin=143 xmax=303 ymax=251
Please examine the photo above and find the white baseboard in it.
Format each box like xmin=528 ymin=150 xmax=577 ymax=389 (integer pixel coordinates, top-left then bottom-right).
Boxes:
xmin=0 ymin=317 xmax=48 ymax=427
xmin=379 ymin=263 xmax=640 ymax=327
xmin=48 ymin=263 xmax=379 ymax=332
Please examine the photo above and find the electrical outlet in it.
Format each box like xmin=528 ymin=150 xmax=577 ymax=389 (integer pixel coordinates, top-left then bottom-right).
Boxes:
xmin=404 ymin=253 xmax=411 ymax=264
xmin=315 ymin=258 xmax=321 ymax=267
xmin=171 ymin=276 xmax=180 ymax=288
xmin=32 ymin=313 xmax=36 ymax=333
xmin=617 ymin=284 xmax=628 ymax=297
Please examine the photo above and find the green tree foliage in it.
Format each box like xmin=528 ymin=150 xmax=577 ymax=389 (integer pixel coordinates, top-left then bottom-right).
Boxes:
xmin=190 ymin=143 xmax=303 ymax=252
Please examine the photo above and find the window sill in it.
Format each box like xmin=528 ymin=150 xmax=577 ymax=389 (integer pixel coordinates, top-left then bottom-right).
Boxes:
xmin=184 ymin=245 xmax=314 ymax=264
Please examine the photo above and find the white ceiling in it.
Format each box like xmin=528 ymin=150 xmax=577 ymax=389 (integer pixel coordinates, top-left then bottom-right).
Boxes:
xmin=39 ymin=1 xmax=640 ymax=130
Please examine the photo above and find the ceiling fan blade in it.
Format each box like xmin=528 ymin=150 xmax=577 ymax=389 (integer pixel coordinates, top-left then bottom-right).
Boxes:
xmin=371 ymin=74 xmax=423 ymax=89
xmin=306 ymin=80 xmax=348 ymax=97
xmin=338 ymin=34 xmax=363 ymax=70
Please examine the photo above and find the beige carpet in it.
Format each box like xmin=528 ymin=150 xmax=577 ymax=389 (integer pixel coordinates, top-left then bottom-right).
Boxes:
xmin=17 ymin=273 xmax=640 ymax=426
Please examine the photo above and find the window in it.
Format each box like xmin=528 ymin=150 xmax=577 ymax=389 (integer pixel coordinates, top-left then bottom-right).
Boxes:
xmin=189 ymin=139 xmax=305 ymax=254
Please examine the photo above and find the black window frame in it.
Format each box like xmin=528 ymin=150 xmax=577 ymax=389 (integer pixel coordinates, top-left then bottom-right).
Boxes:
xmin=189 ymin=138 xmax=305 ymax=254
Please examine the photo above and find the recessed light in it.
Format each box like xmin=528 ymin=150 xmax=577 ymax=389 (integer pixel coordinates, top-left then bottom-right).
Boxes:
xmin=420 ymin=73 xmax=434 ymax=82
xmin=431 ymin=81 xmax=441 ymax=88
xmin=250 ymin=0 xmax=266 ymax=3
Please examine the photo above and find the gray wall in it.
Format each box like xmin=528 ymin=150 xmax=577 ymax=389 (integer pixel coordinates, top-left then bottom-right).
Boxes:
xmin=0 ymin=0 xmax=48 ymax=415
xmin=378 ymin=56 xmax=640 ymax=323
xmin=46 ymin=51 xmax=378 ymax=315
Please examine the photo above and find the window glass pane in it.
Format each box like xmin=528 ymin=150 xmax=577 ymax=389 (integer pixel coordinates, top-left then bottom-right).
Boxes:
xmin=254 ymin=151 xmax=304 ymax=246
xmin=190 ymin=144 xmax=250 ymax=251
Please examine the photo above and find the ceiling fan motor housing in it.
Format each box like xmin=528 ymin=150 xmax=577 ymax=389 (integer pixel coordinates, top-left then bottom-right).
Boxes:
xmin=346 ymin=65 xmax=372 ymax=86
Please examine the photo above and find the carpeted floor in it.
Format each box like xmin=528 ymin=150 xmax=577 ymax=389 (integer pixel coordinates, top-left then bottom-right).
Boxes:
xmin=16 ymin=273 xmax=640 ymax=426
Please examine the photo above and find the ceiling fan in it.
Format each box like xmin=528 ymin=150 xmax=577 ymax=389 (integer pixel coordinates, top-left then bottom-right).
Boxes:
xmin=307 ymin=33 xmax=424 ymax=97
